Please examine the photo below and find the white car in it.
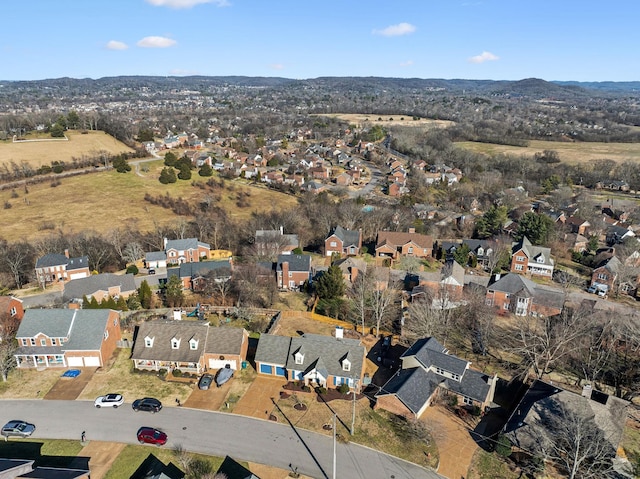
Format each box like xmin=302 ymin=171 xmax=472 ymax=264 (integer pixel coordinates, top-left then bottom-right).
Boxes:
xmin=94 ymin=393 xmax=124 ymax=408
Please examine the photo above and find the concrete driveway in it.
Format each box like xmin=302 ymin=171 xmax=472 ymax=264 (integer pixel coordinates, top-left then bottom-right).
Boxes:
xmin=233 ymin=376 xmax=287 ymax=419
xmin=421 ymin=405 xmax=478 ymax=479
xmin=43 ymin=368 xmax=97 ymax=400
xmin=183 ymin=380 xmax=233 ymax=411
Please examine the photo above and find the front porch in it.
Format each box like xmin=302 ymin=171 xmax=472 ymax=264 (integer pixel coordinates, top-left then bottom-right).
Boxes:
xmin=16 ymin=354 xmax=66 ymax=368
xmin=133 ymin=358 xmax=203 ymax=374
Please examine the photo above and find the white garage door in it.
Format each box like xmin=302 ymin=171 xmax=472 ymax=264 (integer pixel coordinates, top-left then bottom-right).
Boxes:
xmin=69 ymin=272 xmax=88 ymax=280
xmin=67 ymin=357 xmax=83 ymax=367
xmin=208 ymin=359 xmax=237 ymax=370
xmin=83 ymin=357 xmax=101 ymax=367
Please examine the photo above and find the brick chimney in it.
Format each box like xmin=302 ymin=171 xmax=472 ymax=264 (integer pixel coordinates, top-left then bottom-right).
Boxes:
xmin=281 ymin=261 xmax=289 ymax=288
xmin=64 ymin=249 xmax=70 ymax=258
xmin=408 ymin=227 xmax=416 ymax=234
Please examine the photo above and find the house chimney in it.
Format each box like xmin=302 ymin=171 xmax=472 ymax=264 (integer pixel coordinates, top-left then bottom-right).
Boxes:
xmin=281 ymin=261 xmax=289 ymax=289
xmin=280 ymin=225 xmax=284 ymax=235
xmin=408 ymin=227 xmax=416 ymax=234
xmin=582 ymin=384 xmax=592 ymax=398
xmin=335 ymin=326 xmax=344 ymax=339
xmin=494 ymin=273 xmax=501 ymax=282
xmin=64 ymin=249 xmax=70 ymax=258
xmin=163 ymin=237 xmax=168 ymax=249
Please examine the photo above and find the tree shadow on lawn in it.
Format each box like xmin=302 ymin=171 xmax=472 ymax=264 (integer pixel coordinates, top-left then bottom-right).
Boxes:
xmin=0 ymin=441 xmax=89 ymax=469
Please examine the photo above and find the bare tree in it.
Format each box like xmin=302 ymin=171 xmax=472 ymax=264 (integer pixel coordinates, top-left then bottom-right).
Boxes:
xmin=0 ymin=242 xmax=35 ymax=289
xmin=348 ymin=266 xmax=371 ymax=333
xmin=123 ymin=242 xmax=145 ymax=265
xmin=510 ymin=308 xmax=596 ymax=380
xmin=485 ymin=235 xmax=511 ymax=273
xmin=370 ymin=276 xmax=399 ymax=337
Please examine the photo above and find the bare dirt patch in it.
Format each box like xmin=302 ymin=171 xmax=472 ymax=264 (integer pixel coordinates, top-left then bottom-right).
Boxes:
xmin=79 ymin=441 xmax=126 ymax=479
xmin=271 ymin=315 xmax=341 ymax=337
xmin=0 ymin=367 xmax=63 ymax=399
xmin=0 ymin=130 xmax=134 ymax=168
xmin=233 ymin=375 xmax=287 ymax=419
xmin=316 ymin=113 xmax=454 ymax=129
xmin=183 ymin=380 xmax=232 ymax=411
xmin=43 ymin=368 xmax=97 ymax=400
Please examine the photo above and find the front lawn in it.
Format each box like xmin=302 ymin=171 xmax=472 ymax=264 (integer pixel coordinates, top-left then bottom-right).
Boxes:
xmin=0 ymin=439 xmax=83 ymax=468
xmin=467 ymin=448 xmax=520 ymax=479
xmin=77 ymin=348 xmax=193 ymax=405
xmin=0 ymin=367 xmax=62 ymax=399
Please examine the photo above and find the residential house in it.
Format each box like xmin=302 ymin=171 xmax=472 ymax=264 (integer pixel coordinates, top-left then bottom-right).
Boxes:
xmin=324 ymin=226 xmax=362 ymax=257
xmin=0 ymin=295 xmax=24 ymax=322
xmin=503 ymin=380 xmax=628 ymax=467
xmin=565 ymin=216 xmax=591 ymax=236
xmin=62 ymin=273 xmax=137 ymax=303
xmin=333 ymin=257 xmax=367 ymax=286
xmin=164 ymin=238 xmax=211 ymax=264
xmin=596 ymin=179 xmax=630 ymax=191
xmin=375 ymin=337 xmax=497 ymax=419
xmin=463 ymin=239 xmax=494 ymax=269
xmin=410 ymin=261 xmax=465 ymax=305
xmin=485 ymin=273 xmax=564 ymax=317
xmin=131 ymin=321 xmax=249 ymax=374
xmin=276 ymin=254 xmax=311 ymax=290
xmin=255 ymin=331 xmax=366 ymax=391
xmin=606 ymin=225 xmax=635 ymax=245
xmin=590 ymin=256 xmax=622 ymax=295
xmin=145 ymin=251 xmax=167 ymax=269
xmin=0 ymin=459 xmax=90 ymax=479
xmin=166 ymin=259 xmax=232 ymax=291
xmin=35 ymin=250 xmax=90 ymax=286
xmin=388 ymin=181 xmax=409 ymax=197
xmin=335 ymin=172 xmax=353 ymax=186
xmin=375 ymin=229 xmax=433 ymax=261
xmin=510 ymin=236 xmax=554 ymax=278
xmin=255 ymin=228 xmax=299 ymax=256
xmin=14 ymin=309 xmax=121 ymax=368
xmin=305 ymin=181 xmax=327 ymax=194
xmin=564 ymin=232 xmax=589 ymax=253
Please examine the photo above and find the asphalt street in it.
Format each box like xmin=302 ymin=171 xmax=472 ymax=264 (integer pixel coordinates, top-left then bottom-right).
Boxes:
xmin=1 ymin=400 xmax=444 ymax=479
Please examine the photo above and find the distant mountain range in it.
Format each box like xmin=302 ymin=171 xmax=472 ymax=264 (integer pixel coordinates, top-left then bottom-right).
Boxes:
xmin=1 ymin=76 xmax=639 ymax=99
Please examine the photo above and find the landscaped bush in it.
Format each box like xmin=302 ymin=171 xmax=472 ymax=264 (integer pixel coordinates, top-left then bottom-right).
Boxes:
xmin=338 ymin=383 xmax=350 ymax=394
xmin=172 ymin=369 xmax=183 ymax=377
xmin=495 ymin=434 xmax=513 ymax=457
xmin=316 ymin=386 xmax=327 ymax=395
xmin=126 ymin=264 xmax=139 ymax=275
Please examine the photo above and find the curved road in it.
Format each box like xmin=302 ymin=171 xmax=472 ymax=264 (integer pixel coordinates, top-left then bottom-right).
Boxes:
xmin=1 ymin=400 xmax=443 ymax=479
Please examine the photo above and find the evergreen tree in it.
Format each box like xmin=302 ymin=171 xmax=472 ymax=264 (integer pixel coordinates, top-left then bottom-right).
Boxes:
xmin=315 ymin=264 xmax=346 ymax=300
xmin=138 ymin=280 xmax=152 ymax=309
xmin=164 ymin=275 xmax=184 ymax=308
xmin=115 ymin=296 xmax=128 ymax=311
xmin=177 ymin=164 xmax=192 ymax=180
xmin=164 ymin=152 xmax=177 ymax=167
xmin=159 ymin=167 xmax=177 ymax=184
xmin=452 ymin=243 xmax=471 ymax=266
xmin=198 ymin=163 xmax=213 ymax=177
xmin=89 ymin=296 xmax=99 ymax=309
xmin=516 ymin=212 xmax=554 ymax=245
xmin=475 ymin=205 xmax=508 ymax=238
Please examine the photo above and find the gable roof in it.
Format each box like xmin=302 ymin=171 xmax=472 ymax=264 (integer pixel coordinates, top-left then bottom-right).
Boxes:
xmin=254 ymin=334 xmax=290 ymax=365
xmin=376 ymin=231 xmax=433 ymax=250
xmin=512 ymin=236 xmax=553 ymax=267
xmin=35 ymin=253 xmax=68 ymax=268
xmin=255 ymin=229 xmax=299 ymax=248
xmin=489 ymin=273 xmax=564 ymax=310
xmin=66 ymin=256 xmax=89 ymax=271
xmin=594 ymin=255 xmax=622 ymax=274
xmin=63 ymin=273 xmax=136 ymax=302
xmin=16 ymin=309 xmax=113 ymax=351
xmin=328 ymin=226 xmax=360 ymax=248
xmin=176 ymin=260 xmax=232 ymax=278
xmin=276 ymin=254 xmax=311 ymax=273
xmin=403 ymin=337 xmax=469 ymax=377
xmin=131 ymin=320 xmax=208 ymax=364
xmin=146 ymin=251 xmax=167 ymax=262
xmin=378 ymin=367 xmax=438 ymax=414
xmin=165 ymin=238 xmax=210 ymax=251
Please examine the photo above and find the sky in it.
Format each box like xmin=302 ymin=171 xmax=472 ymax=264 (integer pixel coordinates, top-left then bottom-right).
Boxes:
xmin=1 ymin=0 xmax=639 ymax=82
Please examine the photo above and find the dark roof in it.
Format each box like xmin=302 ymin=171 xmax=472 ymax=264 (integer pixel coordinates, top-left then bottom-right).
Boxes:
xmin=403 ymin=337 xmax=469 ymax=377
xmin=0 ymin=458 xmax=34 ymax=473
xmin=254 ymin=334 xmax=290 ymax=365
xmin=16 ymin=309 xmax=113 ymax=351
xmin=165 ymin=238 xmax=210 ymax=251
xmin=255 ymin=229 xmax=299 ymax=247
xmin=504 ymin=380 xmax=628 ymax=456
xmin=329 ymin=226 xmax=360 ymax=248
xmin=512 ymin=236 xmax=553 ymax=267
xmin=131 ymin=320 xmax=209 ymax=363
xmin=276 ymin=254 xmax=311 ymax=273
xmin=19 ymin=467 xmax=90 ymax=479
xmin=204 ymin=327 xmax=246 ymax=356
xmin=146 ymin=251 xmax=167 ymax=261
xmin=489 ymin=274 xmax=564 ymax=310
xmin=35 ymin=253 xmax=68 ymax=268
xmin=178 ymin=260 xmax=232 ymax=278
xmin=66 ymin=256 xmax=89 ymax=271
xmin=63 ymin=273 xmax=136 ymax=301
xmin=377 ymin=367 xmax=438 ymax=414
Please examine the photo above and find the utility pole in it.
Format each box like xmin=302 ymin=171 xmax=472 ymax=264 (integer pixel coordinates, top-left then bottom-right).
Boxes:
xmin=332 ymin=413 xmax=337 ymax=479
xmin=351 ymin=378 xmax=357 ymax=435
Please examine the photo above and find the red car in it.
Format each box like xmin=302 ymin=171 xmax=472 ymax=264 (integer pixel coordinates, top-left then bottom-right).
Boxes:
xmin=137 ymin=427 xmax=167 ymax=446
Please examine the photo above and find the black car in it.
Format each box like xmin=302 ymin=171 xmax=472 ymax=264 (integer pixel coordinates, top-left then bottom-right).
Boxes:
xmin=198 ymin=373 xmax=213 ymax=390
xmin=132 ymin=397 xmax=163 ymax=413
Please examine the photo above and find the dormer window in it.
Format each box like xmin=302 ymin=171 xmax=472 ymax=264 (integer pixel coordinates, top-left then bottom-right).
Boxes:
xmin=144 ymin=336 xmax=154 ymax=348
xmin=189 ymin=338 xmax=198 ymax=350
xmin=477 ymin=247 xmax=484 ymax=256
xmin=536 ymin=255 xmax=545 ymax=263
xmin=171 ymin=338 xmax=181 ymax=349
xmin=342 ymin=359 xmax=351 ymax=372
xmin=294 ymin=350 xmax=304 ymax=365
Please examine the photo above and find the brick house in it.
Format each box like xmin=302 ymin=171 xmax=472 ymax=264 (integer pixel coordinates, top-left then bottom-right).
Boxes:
xmin=276 ymin=254 xmax=311 ymax=290
xmin=324 ymin=226 xmax=362 ymax=257
xmin=375 ymin=337 xmax=497 ymax=419
xmin=35 ymin=250 xmax=90 ymax=287
xmin=14 ymin=309 xmax=121 ymax=368
xmin=166 ymin=259 xmax=232 ymax=291
xmin=510 ymin=236 xmax=554 ymax=278
xmin=131 ymin=321 xmax=249 ymax=374
xmin=62 ymin=273 xmax=137 ymax=303
xmin=590 ymin=256 xmax=622 ymax=295
xmin=0 ymin=295 xmax=24 ymax=322
xmin=255 ymin=331 xmax=366 ymax=391
xmin=410 ymin=261 xmax=465 ymax=305
xmin=255 ymin=228 xmax=300 ymax=256
xmin=164 ymin=237 xmax=211 ymax=264
xmin=485 ymin=273 xmax=564 ymax=317
xmin=375 ymin=229 xmax=433 ymax=261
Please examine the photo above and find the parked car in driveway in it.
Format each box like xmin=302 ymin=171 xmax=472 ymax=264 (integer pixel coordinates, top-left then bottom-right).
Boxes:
xmin=94 ymin=393 xmax=124 ymax=408
xmin=132 ymin=397 xmax=162 ymax=413
xmin=198 ymin=373 xmax=213 ymax=390
xmin=1 ymin=420 xmax=35 ymax=438
xmin=137 ymin=427 xmax=167 ymax=446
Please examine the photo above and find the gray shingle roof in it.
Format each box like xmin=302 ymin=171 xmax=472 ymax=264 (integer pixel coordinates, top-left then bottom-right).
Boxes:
xmin=63 ymin=273 xmax=137 ymax=302
xmin=35 ymin=253 xmax=68 ymax=268
xmin=330 ymin=226 xmax=360 ymax=248
xmin=254 ymin=334 xmax=291 ymax=365
xmin=256 ymin=230 xmax=299 ymax=247
xmin=178 ymin=260 xmax=232 ymax=278
xmin=205 ymin=327 xmax=246 ymax=355
xmin=377 ymin=367 xmax=438 ymax=414
xmin=489 ymin=274 xmax=564 ymax=310
xmin=165 ymin=238 xmax=210 ymax=251
xmin=276 ymin=254 xmax=311 ymax=273
xmin=16 ymin=309 xmax=113 ymax=351
xmin=403 ymin=337 xmax=469 ymax=377
xmin=145 ymin=251 xmax=167 ymax=262
xmin=131 ymin=320 xmax=209 ymax=363
xmin=66 ymin=256 xmax=89 ymax=271
xmin=512 ymin=236 xmax=554 ymax=267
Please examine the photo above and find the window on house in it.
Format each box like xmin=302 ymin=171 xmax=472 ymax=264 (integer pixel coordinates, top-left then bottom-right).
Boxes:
xmin=40 ymin=339 xmax=46 ymax=346
xmin=171 ymin=339 xmax=180 ymax=349
xmin=145 ymin=337 xmax=154 ymax=348
xmin=463 ymin=396 xmax=473 ymax=405
xmin=515 ymin=264 xmax=523 ymax=271
xmin=288 ymin=271 xmax=292 ymax=277
xmin=30 ymin=338 xmax=36 ymax=346
xmin=189 ymin=339 xmax=198 ymax=350
xmin=343 ymin=360 xmax=351 ymax=371
xmin=516 ymin=256 xmax=525 ymax=262
xmin=51 ymin=338 xmax=57 ymax=346
xmin=452 ymin=374 xmax=460 ymax=381
xmin=10 ymin=307 xmax=17 ymax=316
xmin=295 ymin=352 xmax=304 ymax=365
xmin=435 ymin=367 xmax=444 ymax=375
xmin=104 ymin=331 xmax=109 ymax=340
xmin=536 ymin=256 xmax=545 ymax=263
xmin=21 ymin=339 xmax=27 ymax=346
xmin=598 ymin=273 xmax=608 ymax=280
xmin=503 ymin=302 xmax=510 ymax=310
xmin=330 ymin=241 xmax=337 ymax=247
xmin=408 ymin=246 xmax=414 ymax=254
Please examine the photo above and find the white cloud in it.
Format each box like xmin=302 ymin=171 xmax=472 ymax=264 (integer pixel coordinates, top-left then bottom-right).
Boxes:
xmin=372 ymin=23 xmax=416 ymax=37
xmin=269 ymin=63 xmax=284 ymax=70
xmin=468 ymin=51 xmax=499 ymax=64
xmin=399 ymin=60 xmax=414 ymax=67
xmin=145 ymin=0 xmax=229 ymax=8
xmin=137 ymin=36 xmax=177 ymax=48
xmin=106 ymin=40 xmax=128 ymax=50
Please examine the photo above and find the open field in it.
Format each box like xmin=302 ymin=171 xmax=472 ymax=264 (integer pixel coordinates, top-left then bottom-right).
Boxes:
xmin=0 ymin=130 xmax=134 ymax=168
xmin=456 ymin=139 xmax=640 ymax=164
xmin=315 ymin=113 xmax=454 ymax=129
xmin=0 ymin=160 xmax=298 ymax=242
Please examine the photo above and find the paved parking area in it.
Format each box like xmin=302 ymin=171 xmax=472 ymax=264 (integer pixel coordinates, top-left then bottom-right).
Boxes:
xmin=43 ymin=368 xmax=97 ymax=400
xmin=233 ymin=376 xmax=287 ymax=419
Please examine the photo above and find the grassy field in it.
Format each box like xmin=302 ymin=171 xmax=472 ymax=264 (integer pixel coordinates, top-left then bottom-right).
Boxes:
xmin=0 ymin=160 xmax=298 ymax=243
xmin=315 ymin=113 xmax=454 ymax=129
xmin=0 ymin=130 xmax=134 ymax=168
xmin=0 ymin=366 xmax=62 ymax=399
xmin=456 ymin=139 xmax=640 ymax=164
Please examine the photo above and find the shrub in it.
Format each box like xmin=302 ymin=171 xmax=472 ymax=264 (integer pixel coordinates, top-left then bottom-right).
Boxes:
xmin=126 ymin=264 xmax=139 ymax=275
xmin=495 ymin=434 xmax=512 ymax=457
xmin=316 ymin=386 xmax=327 ymax=395
xmin=338 ymin=383 xmax=350 ymax=394
xmin=172 ymin=369 xmax=183 ymax=377
xmin=447 ymin=394 xmax=458 ymax=408
xmin=157 ymin=369 xmax=167 ymax=376
xmin=472 ymin=405 xmax=482 ymax=417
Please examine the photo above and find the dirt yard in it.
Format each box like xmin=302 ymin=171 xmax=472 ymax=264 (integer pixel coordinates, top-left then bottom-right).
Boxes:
xmin=44 ymin=368 xmax=97 ymax=400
